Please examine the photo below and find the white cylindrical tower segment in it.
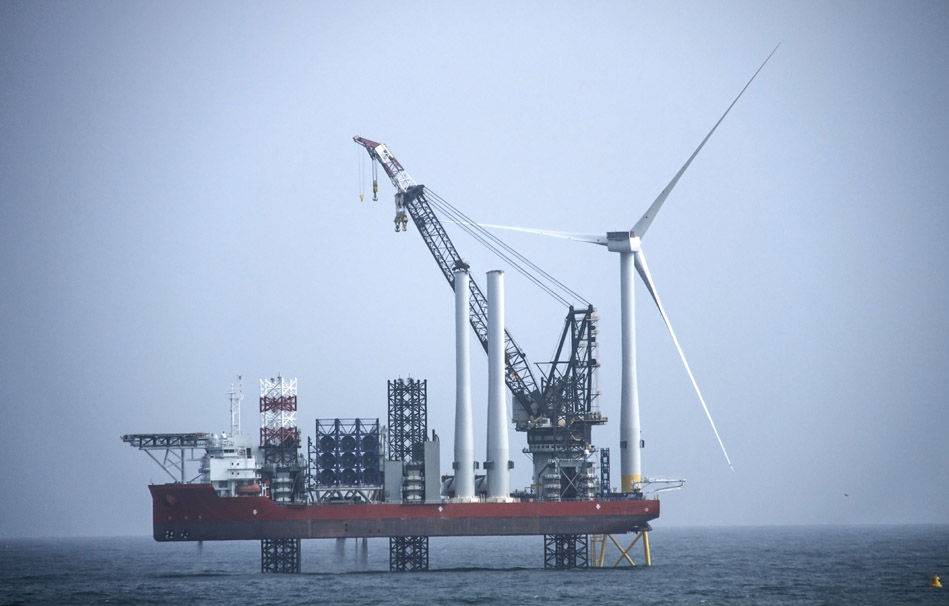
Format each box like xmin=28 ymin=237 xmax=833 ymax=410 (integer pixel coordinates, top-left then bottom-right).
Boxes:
xmin=452 ymin=267 xmax=476 ymax=500
xmin=619 ymin=251 xmax=642 ymax=493
xmin=486 ymin=270 xmax=511 ymax=501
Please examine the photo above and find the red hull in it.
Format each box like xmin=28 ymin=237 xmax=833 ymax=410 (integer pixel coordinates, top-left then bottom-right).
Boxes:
xmin=150 ymin=483 xmax=659 ymax=541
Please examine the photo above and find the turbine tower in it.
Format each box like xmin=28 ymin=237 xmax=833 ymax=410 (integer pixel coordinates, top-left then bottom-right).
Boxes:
xmin=483 ymin=46 xmax=777 ymax=493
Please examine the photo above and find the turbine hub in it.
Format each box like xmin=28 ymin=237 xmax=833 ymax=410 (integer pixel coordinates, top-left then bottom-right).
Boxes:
xmin=606 ymin=231 xmax=641 ymax=253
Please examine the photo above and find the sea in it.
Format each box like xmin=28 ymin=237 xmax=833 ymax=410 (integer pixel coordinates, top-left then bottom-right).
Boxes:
xmin=1 ymin=525 xmax=946 ymax=605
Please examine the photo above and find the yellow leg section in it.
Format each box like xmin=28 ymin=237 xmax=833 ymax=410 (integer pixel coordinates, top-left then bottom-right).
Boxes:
xmin=643 ymin=531 xmax=651 ymax=567
xmin=609 ymin=532 xmax=640 ymax=567
xmin=594 ymin=530 xmax=652 ymax=568
xmin=621 ymin=474 xmax=642 ymax=493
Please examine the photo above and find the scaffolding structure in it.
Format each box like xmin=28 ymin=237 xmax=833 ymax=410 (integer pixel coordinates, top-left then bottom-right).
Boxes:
xmin=389 ymin=536 xmax=429 ymax=572
xmin=544 ymin=533 xmax=589 ymax=569
xmin=258 ymin=376 xmax=303 ymax=573
xmin=259 ymin=376 xmax=299 ymax=469
xmin=260 ymin=538 xmax=301 ymax=574
xmin=387 ymin=378 xmax=430 ymax=571
xmin=388 ymin=378 xmax=427 ymax=462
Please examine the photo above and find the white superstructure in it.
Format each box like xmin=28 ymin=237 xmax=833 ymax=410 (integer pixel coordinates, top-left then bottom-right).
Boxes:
xmin=201 ymin=433 xmax=262 ymax=497
xmin=200 ymin=377 xmax=263 ymax=497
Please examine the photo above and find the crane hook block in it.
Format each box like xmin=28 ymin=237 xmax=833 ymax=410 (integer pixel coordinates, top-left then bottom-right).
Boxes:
xmin=372 ymin=179 xmax=378 ymax=202
xmin=394 ymin=210 xmax=408 ymax=232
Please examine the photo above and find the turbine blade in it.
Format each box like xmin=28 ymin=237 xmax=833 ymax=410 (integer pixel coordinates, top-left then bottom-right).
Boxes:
xmin=632 ymin=44 xmax=780 ymax=239
xmin=634 ymin=249 xmax=734 ymax=470
xmin=447 ymin=221 xmax=607 ymax=245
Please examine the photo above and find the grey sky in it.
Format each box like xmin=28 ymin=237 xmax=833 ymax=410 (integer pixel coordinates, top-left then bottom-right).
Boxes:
xmin=1 ymin=2 xmax=946 ymax=537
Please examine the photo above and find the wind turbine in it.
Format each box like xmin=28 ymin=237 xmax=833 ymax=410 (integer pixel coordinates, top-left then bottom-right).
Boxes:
xmin=484 ymin=46 xmax=778 ymax=493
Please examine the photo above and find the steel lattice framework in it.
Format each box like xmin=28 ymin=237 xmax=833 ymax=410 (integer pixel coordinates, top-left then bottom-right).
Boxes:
xmin=259 ymin=376 xmax=300 ymax=467
xmin=538 ymin=305 xmax=599 ymax=422
xmin=261 ymin=538 xmax=301 ymax=573
xmin=121 ymin=433 xmax=210 ymax=483
xmin=389 ymin=536 xmax=429 ymax=572
xmin=387 ymin=378 xmax=432 ymax=570
xmin=544 ymin=534 xmax=589 ymax=569
xmin=387 ymin=378 xmax=427 ymax=462
xmin=258 ymin=376 xmax=304 ymax=571
xmin=259 ymin=377 xmax=298 ymax=447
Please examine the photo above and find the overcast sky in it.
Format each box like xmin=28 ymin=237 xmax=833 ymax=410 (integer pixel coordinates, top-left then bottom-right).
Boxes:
xmin=1 ymin=1 xmax=947 ymax=538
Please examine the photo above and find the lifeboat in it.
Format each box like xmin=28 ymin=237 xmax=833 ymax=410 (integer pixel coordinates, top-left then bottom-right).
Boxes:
xmin=235 ymin=483 xmax=262 ymax=496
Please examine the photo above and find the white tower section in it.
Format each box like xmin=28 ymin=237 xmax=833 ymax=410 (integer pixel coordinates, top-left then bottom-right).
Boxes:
xmin=485 ymin=270 xmax=512 ymax=501
xmin=452 ymin=268 xmax=476 ymax=501
xmin=618 ymin=250 xmax=642 ymax=492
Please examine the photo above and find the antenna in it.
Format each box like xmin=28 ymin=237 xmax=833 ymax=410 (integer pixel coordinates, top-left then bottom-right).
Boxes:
xmin=228 ymin=375 xmax=243 ymax=436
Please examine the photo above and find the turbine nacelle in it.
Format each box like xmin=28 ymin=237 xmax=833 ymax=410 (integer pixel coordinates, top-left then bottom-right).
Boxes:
xmin=605 ymin=231 xmax=642 ymax=253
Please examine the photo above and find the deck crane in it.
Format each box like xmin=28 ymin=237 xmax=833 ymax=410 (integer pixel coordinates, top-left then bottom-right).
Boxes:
xmin=355 ymin=136 xmax=607 ymax=500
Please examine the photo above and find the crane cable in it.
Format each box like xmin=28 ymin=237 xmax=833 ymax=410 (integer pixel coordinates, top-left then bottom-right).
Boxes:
xmin=425 ymin=189 xmax=586 ymax=307
xmin=428 ymin=195 xmax=570 ymax=307
xmin=357 ymin=145 xmax=365 ymax=201
xmin=424 ymin=187 xmax=589 ymax=307
xmin=426 ymin=188 xmax=589 ymax=305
